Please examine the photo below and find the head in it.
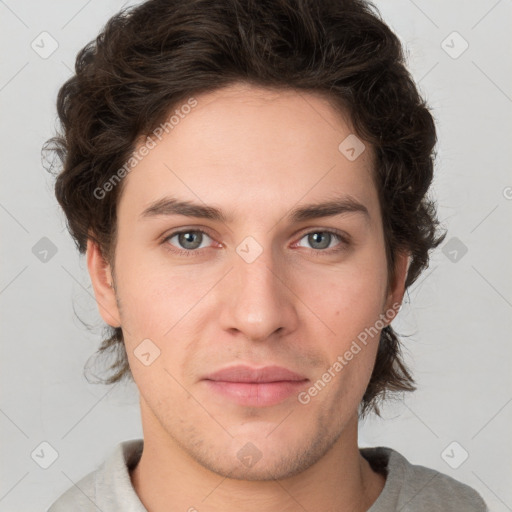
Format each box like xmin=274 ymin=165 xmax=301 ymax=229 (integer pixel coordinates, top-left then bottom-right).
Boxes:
xmin=44 ymin=0 xmax=444 ymax=478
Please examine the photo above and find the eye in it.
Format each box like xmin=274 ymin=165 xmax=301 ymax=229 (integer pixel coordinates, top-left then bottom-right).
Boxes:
xmin=295 ymin=230 xmax=348 ymax=254
xmin=162 ymin=228 xmax=349 ymax=257
xmin=163 ymin=229 xmax=214 ymax=256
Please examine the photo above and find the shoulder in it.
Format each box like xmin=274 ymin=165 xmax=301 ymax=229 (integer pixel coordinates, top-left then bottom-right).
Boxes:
xmin=46 ymin=468 xmax=97 ymax=512
xmin=361 ymin=446 xmax=488 ymax=512
xmin=46 ymin=439 xmax=145 ymax=512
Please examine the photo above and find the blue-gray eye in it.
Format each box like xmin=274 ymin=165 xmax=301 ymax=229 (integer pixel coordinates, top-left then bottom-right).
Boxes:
xmin=297 ymin=231 xmax=343 ymax=250
xmin=166 ymin=230 xmax=212 ymax=251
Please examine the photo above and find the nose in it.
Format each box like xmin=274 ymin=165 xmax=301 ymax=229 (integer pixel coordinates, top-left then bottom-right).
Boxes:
xmin=218 ymin=244 xmax=299 ymax=342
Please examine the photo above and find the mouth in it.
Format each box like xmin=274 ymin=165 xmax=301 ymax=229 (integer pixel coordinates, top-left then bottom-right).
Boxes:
xmin=202 ymin=365 xmax=309 ymax=407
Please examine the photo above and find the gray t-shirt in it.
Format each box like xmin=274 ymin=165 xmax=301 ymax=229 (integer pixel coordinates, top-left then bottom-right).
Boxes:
xmin=47 ymin=439 xmax=488 ymax=511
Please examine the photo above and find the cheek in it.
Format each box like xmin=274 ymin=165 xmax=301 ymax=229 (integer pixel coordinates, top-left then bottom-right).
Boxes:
xmin=298 ymin=258 xmax=388 ymax=334
xmin=112 ymin=242 xmax=199 ymax=331
xmin=305 ymin=271 xmax=387 ymax=406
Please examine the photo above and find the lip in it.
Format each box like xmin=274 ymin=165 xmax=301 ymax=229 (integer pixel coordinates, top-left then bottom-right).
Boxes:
xmin=204 ymin=364 xmax=307 ymax=383
xmin=202 ymin=365 xmax=309 ymax=407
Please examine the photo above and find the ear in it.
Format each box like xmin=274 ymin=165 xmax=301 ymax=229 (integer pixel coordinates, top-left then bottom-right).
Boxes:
xmin=383 ymin=250 xmax=410 ymax=324
xmin=86 ymin=238 xmax=121 ymax=328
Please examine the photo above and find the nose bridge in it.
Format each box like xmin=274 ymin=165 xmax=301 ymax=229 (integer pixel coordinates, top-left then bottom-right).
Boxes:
xmin=221 ymin=238 xmax=297 ymax=341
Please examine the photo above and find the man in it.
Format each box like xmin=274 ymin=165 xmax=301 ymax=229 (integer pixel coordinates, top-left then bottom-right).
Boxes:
xmin=45 ymin=0 xmax=488 ymax=510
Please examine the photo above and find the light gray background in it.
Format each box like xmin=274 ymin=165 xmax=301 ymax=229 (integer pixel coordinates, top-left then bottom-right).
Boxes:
xmin=1 ymin=1 xmax=511 ymax=510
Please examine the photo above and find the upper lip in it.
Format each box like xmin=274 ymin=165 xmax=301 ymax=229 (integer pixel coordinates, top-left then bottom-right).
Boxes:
xmin=203 ymin=365 xmax=308 ymax=383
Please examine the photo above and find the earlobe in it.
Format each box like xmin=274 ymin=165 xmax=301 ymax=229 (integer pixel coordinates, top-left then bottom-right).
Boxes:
xmin=384 ymin=250 xmax=410 ymax=323
xmin=86 ymin=239 xmax=121 ymax=328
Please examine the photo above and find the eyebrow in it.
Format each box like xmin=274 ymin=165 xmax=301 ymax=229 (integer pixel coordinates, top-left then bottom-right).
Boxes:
xmin=139 ymin=195 xmax=369 ymax=224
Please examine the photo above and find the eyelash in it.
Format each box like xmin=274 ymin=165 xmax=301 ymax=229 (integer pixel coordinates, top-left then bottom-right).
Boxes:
xmin=161 ymin=228 xmax=350 ymax=258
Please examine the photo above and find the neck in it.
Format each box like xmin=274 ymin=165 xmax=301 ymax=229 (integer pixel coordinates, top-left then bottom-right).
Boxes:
xmin=130 ymin=400 xmax=385 ymax=512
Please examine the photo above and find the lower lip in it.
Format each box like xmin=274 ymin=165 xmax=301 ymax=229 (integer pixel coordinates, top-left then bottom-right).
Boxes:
xmin=203 ymin=380 xmax=308 ymax=407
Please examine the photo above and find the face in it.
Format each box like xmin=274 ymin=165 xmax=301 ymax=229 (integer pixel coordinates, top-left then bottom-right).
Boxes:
xmin=88 ymin=83 xmax=407 ymax=480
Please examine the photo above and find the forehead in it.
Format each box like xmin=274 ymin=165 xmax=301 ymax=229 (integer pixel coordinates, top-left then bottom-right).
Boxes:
xmin=117 ymin=83 xmax=378 ymax=222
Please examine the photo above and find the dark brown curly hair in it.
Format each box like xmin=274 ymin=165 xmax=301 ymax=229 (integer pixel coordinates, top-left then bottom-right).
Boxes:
xmin=43 ymin=0 xmax=445 ymax=418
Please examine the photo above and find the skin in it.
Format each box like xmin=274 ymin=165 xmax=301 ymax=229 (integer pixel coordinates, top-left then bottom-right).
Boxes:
xmin=87 ymin=82 xmax=409 ymax=512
